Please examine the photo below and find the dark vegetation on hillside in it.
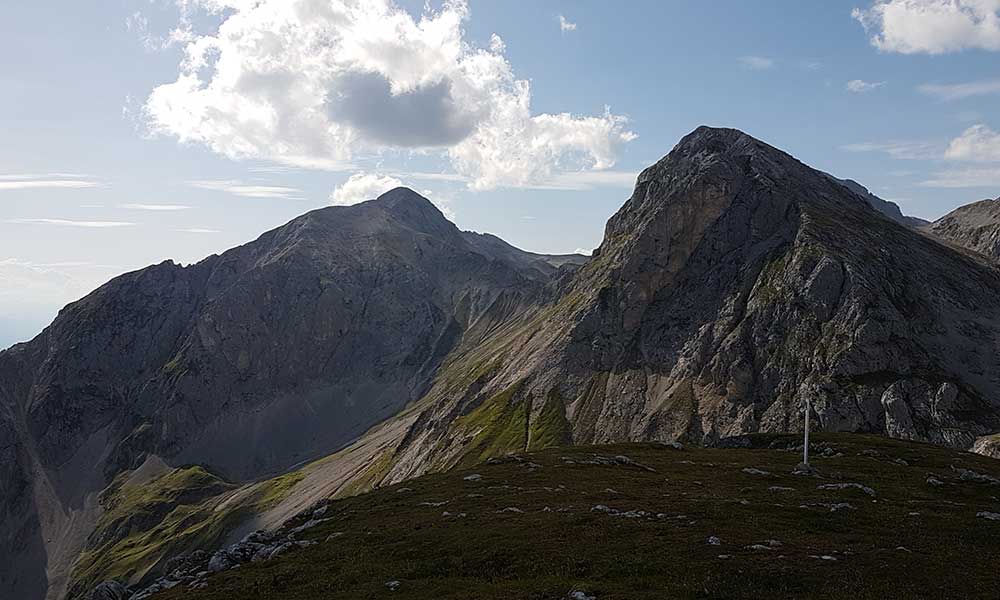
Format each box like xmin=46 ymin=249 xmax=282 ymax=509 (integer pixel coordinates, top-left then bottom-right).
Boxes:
xmin=155 ymin=434 xmax=1000 ymax=600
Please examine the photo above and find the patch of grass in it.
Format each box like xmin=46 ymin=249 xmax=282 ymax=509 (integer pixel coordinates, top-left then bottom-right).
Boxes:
xmin=528 ymin=389 xmax=571 ymax=451
xmin=337 ymin=450 xmax=396 ymax=497
xmin=156 ymin=434 xmax=1000 ymax=600
xmin=450 ymin=381 xmax=527 ymax=468
xmin=69 ymin=466 xmax=306 ymax=598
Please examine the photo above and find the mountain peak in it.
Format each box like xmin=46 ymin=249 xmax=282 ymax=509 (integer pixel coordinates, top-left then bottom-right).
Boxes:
xmin=374 ymin=186 xmax=439 ymax=216
xmin=370 ymin=186 xmax=455 ymax=234
xmin=672 ymin=125 xmax=772 ymax=158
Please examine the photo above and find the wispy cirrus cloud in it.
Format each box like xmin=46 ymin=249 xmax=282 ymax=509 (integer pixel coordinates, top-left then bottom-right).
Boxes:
xmin=6 ymin=218 xmax=136 ymax=228
xmin=840 ymin=140 xmax=942 ymax=160
xmin=738 ymin=55 xmax=775 ymax=70
xmin=0 ymin=174 xmax=101 ymax=190
xmin=120 ymin=203 xmax=191 ymax=211
xmin=920 ymin=166 xmax=1000 ymax=188
xmin=174 ymin=227 xmax=221 ymax=233
xmin=918 ymin=79 xmax=1000 ymax=101
xmin=188 ymin=180 xmax=302 ymax=199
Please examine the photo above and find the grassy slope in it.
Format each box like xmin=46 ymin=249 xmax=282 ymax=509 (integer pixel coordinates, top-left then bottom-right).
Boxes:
xmin=70 ymin=467 xmax=305 ymax=595
xmin=156 ymin=434 xmax=1000 ymax=600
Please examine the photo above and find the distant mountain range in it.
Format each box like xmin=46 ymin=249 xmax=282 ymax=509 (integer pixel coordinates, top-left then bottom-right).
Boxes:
xmin=3 ymin=127 xmax=1000 ymax=599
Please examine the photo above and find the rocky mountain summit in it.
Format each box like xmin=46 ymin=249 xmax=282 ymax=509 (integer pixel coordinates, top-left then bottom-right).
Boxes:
xmin=3 ymin=126 xmax=1000 ymax=600
xmin=0 ymin=188 xmax=579 ymax=599
xmin=927 ymin=197 xmax=1000 ymax=260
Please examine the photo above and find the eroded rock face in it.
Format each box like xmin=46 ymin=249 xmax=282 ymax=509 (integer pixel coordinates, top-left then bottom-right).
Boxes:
xmin=973 ymin=435 xmax=1000 ymax=459
xmin=927 ymin=198 xmax=1000 ymax=260
xmin=384 ymin=127 xmax=1000 ymax=480
xmin=0 ymin=188 xmax=576 ymax=599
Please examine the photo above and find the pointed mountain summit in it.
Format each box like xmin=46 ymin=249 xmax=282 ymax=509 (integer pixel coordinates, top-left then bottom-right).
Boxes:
xmin=382 ymin=126 xmax=1000 ymax=479
xmin=0 ymin=188 xmax=563 ymax=599
xmin=5 ymin=127 xmax=1000 ymax=600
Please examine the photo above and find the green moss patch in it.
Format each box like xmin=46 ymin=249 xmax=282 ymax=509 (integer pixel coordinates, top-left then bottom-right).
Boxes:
xmin=69 ymin=466 xmax=305 ymax=598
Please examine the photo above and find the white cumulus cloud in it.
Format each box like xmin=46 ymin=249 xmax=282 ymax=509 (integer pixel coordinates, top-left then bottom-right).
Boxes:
xmin=846 ymin=79 xmax=886 ymax=92
xmin=330 ymin=172 xmax=403 ymax=206
xmin=558 ymin=15 xmax=577 ymax=32
xmin=853 ymin=0 xmax=1000 ymax=54
xmin=331 ymin=172 xmax=455 ymax=219
xmin=919 ymin=123 xmax=1000 ymax=187
xmin=142 ymin=0 xmax=635 ymax=190
xmin=944 ymin=124 xmax=1000 ymax=161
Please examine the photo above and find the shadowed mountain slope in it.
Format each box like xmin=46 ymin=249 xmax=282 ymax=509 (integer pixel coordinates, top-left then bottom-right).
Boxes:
xmin=5 ymin=127 xmax=1000 ymax=600
xmin=0 ymin=188 xmax=573 ymax=599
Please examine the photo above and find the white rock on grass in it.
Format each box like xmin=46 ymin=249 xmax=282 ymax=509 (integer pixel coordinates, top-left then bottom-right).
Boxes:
xmin=817 ymin=482 xmax=876 ymax=497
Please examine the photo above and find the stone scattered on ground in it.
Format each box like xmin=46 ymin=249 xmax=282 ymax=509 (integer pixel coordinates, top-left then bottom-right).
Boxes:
xmin=707 ymin=536 xmax=722 ymax=545
xmin=926 ymin=476 xmax=945 ymax=486
xmin=976 ymin=511 xmax=1000 ymax=521
xmin=568 ymin=591 xmax=596 ymax=600
xmin=742 ymin=468 xmax=771 ymax=476
xmin=591 ymin=505 xmax=652 ymax=518
xmin=817 ymin=482 xmax=876 ymax=497
xmin=801 ymin=502 xmax=856 ymax=512
xmin=463 ymin=474 xmax=482 ymax=481
xmin=953 ymin=467 xmax=1000 ymax=485
xmin=107 ymin=501 xmax=339 ymax=599
xmin=386 ymin=580 xmax=401 ymax=591
xmin=561 ymin=454 xmax=656 ymax=472
xmin=83 ymin=581 xmax=128 ymax=600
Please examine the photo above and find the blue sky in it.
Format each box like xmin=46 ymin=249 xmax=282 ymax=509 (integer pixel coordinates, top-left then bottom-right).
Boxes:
xmin=3 ymin=0 xmax=1000 ymax=348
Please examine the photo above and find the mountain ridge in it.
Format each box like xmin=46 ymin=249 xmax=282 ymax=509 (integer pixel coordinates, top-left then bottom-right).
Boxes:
xmin=3 ymin=126 xmax=1000 ymax=600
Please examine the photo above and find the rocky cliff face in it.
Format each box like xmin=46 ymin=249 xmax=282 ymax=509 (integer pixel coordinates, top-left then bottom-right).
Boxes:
xmin=0 ymin=188 xmax=575 ymax=599
xmin=927 ymin=198 xmax=1000 ymax=260
xmin=5 ymin=127 xmax=1000 ymax=600
xmin=379 ymin=127 xmax=1000 ymax=483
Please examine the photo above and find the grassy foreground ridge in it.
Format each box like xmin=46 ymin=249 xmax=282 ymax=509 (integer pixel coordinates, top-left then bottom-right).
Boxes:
xmin=155 ymin=434 xmax=1000 ymax=600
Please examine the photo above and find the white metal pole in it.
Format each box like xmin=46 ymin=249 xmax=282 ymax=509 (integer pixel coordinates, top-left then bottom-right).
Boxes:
xmin=803 ymin=396 xmax=810 ymax=467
